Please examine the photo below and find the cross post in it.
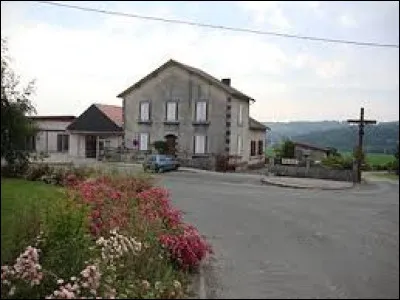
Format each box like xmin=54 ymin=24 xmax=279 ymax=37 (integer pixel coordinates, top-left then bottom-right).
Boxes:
xmin=347 ymin=107 xmax=377 ymax=183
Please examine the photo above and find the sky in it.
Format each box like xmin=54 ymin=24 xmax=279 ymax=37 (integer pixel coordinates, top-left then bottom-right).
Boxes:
xmin=1 ymin=1 xmax=399 ymax=122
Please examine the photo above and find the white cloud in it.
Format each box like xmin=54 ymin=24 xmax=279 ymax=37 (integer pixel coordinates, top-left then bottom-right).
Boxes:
xmin=338 ymin=14 xmax=357 ymax=28
xmin=1 ymin=1 xmax=398 ymax=122
xmin=237 ymin=1 xmax=291 ymax=30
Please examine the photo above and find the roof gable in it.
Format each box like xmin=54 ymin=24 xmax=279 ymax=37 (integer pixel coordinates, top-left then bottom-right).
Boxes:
xmin=249 ymin=117 xmax=268 ymax=131
xmin=67 ymin=104 xmax=122 ymax=132
xmin=117 ymin=59 xmax=254 ymax=101
xmin=94 ymin=104 xmax=123 ymax=127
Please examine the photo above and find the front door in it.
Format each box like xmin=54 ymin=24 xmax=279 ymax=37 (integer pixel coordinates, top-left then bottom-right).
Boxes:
xmin=85 ymin=135 xmax=97 ymax=158
xmin=165 ymin=134 xmax=177 ymax=156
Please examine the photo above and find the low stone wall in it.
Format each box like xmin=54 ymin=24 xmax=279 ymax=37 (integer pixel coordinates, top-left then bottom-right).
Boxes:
xmin=179 ymin=156 xmax=217 ymax=171
xmin=269 ymin=165 xmax=356 ymax=182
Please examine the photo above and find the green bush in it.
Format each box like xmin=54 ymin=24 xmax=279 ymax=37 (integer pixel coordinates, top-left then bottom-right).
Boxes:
xmin=1 ymin=159 xmax=29 ymax=178
xmin=322 ymin=155 xmax=353 ymax=170
xmin=40 ymin=199 xmax=92 ymax=281
xmin=24 ymin=164 xmax=52 ymax=181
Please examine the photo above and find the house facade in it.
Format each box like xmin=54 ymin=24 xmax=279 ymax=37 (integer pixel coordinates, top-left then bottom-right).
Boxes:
xmin=67 ymin=104 xmax=123 ymax=159
xmin=293 ymin=142 xmax=330 ymax=162
xmin=118 ymin=59 xmax=267 ymax=169
xmin=27 ymin=115 xmax=76 ymax=161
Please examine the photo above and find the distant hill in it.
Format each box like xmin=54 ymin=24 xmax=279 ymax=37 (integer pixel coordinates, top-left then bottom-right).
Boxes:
xmin=264 ymin=121 xmax=348 ymax=145
xmin=264 ymin=121 xmax=399 ymax=154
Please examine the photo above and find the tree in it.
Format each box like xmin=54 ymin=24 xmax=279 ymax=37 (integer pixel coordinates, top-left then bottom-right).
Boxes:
xmin=274 ymin=139 xmax=295 ymax=159
xmin=153 ymin=140 xmax=168 ymax=154
xmin=1 ymin=38 xmax=37 ymax=166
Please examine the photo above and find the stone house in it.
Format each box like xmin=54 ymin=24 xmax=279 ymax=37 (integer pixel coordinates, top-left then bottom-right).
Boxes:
xmin=118 ymin=59 xmax=267 ymax=169
xmin=293 ymin=141 xmax=330 ymax=163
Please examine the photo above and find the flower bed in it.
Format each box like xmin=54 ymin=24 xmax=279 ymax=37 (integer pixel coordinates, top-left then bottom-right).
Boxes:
xmin=1 ymin=171 xmax=211 ymax=299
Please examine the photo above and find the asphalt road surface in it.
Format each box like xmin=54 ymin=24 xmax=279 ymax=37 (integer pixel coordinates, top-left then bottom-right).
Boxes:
xmin=158 ymin=171 xmax=399 ymax=299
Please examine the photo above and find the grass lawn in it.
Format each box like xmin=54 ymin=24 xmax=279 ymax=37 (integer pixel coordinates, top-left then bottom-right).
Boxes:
xmin=1 ymin=178 xmax=66 ymax=264
xmin=340 ymin=152 xmax=395 ymax=166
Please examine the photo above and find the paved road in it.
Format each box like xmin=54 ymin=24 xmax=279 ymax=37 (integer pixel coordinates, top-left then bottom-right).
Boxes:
xmin=158 ymin=171 xmax=399 ymax=299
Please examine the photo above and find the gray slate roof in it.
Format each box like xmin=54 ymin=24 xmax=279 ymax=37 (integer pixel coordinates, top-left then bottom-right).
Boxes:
xmin=249 ymin=117 xmax=268 ymax=131
xmin=117 ymin=59 xmax=254 ymax=101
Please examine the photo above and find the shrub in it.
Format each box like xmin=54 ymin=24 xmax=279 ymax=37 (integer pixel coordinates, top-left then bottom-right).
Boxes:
xmin=24 ymin=164 xmax=52 ymax=181
xmin=322 ymin=155 xmax=353 ymax=170
xmin=40 ymin=198 xmax=93 ymax=282
xmin=1 ymin=158 xmax=29 ymax=178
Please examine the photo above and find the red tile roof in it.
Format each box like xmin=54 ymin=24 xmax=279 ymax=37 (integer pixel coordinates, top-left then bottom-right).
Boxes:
xmin=94 ymin=104 xmax=123 ymax=127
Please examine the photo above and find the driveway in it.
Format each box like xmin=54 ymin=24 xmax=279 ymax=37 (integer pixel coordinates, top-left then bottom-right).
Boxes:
xmin=158 ymin=171 xmax=399 ymax=299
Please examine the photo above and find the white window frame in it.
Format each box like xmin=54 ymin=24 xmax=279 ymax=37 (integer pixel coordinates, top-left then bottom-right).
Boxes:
xmin=194 ymin=135 xmax=206 ymax=154
xmin=140 ymin=101 xmax=150 ymax=121
xmin=238 ymin=104 xmax=243 ymax=126
xmin=139 ymin=133 xmax=149 ymax=151
xmin=166 ymin=101 xmax=178 ymax=121
xmin=237 ymin=135 xmax=242 ymax=155
xmin=195 ymin=101 xmax=207 ymax=122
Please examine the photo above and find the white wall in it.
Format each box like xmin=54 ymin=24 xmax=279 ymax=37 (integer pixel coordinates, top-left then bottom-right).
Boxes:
xmin=248 ymin=129 xmax=266 ymax=165
xmin=33 ymin=120 xmax=72 ymax=153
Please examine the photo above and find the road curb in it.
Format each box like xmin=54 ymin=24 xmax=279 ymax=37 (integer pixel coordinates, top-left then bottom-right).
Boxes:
xmin=260 ymin=178 xmax=356 ymax=190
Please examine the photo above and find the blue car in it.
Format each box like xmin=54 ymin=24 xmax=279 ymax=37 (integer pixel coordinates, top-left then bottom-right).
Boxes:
xmin=143 ymin=154 xmax=180 ymax=173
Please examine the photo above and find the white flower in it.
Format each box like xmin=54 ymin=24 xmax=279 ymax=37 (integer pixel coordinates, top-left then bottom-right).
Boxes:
xmin=70 ymin=276 xmax=77 ymax=282
xmin=57 ymin=279 xmax=64 ymax=285
xmin=173 ymin=280 xmax=182 ymax=289
xmin=8 ymin=285 xmax=16 ymax=296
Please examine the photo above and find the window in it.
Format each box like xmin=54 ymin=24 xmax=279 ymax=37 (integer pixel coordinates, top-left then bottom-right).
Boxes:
xmin=105 ymin=139 xmax=111 ymax=148
xmin=194 ymin=135 xmax=206 ymax=154
xmin=258 ymin=140 xmax=264 ymax=155
xmin=25 ymin=135 xmax=36 ymax=152
xmin=237 ymin=135 xmax=242 ymax=155
xmin=139 ymin=133 xmax=149 ymax=151
xmin=250 ymin=141 xmax=256 ymax=156
xmin=166 ymin=101 xmax=178 ymax=121
xmin=238 ymin=104 xmax=243 ymax=126
xmin=195 ymin=101 xmax=207 ymax=122
xmin=140 ymin=102 xmax=150 ymax=121
xmin=57 ymin=134 xmax=69 ymax=152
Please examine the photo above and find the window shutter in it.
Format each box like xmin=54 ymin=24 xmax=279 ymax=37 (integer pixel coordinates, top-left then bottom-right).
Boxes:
xmin=258 ymin=140 xmax=263 ymax=155
xmin=57 ymin=134 xmax=62 ymax=152
xmin=237 ymin=135 xmax=242 ymax=155
xmin=196 ymin=102 xmax=207 ymax=122
xmin=140 ymin=133 xmax=148 ymax=151
xmin=238 ymin=104 xmax=243 ymax=125
xmin=167 ymin=102 xmax=177 ymax=121
xmin=141 ymin=102 xmax=149 ymax=121
xmin=195 ymin=135 xmax=205 ymax=154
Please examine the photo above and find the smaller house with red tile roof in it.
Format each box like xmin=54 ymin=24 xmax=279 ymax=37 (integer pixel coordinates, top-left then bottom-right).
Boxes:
xmin=66 ymin=104 xmax=123 ymax=159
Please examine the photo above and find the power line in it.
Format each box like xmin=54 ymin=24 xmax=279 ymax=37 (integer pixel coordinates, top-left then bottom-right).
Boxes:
xmin=34 ymin=0 xmax=399 ymax=49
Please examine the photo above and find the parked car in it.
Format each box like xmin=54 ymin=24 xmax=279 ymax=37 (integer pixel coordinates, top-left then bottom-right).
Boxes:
xmin=143 ymin=154 xmax=180 ymax=173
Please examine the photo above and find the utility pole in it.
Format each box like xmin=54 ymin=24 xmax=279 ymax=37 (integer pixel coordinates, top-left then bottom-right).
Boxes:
xmin=347 ymin=107 xmax=377 ymax=183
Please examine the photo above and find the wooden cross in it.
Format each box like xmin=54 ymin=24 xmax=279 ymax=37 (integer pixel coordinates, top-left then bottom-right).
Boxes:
xmin=347 ymin=107 xmax=377 ymax=183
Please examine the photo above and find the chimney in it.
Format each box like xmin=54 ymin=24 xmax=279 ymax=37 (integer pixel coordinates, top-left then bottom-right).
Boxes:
xmin=221 ymin=78 xmax=231 ymax=86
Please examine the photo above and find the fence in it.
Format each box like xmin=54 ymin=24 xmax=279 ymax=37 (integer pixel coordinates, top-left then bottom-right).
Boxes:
xmin=268 ymin=164 xmax=356 ymax=182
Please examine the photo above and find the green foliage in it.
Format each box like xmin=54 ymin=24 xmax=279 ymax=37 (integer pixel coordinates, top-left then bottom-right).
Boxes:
xmin=274 ymin=139 xmax=295 ymax=158
xmin=24 ymin=164 xmax=52 ymax=181
xmin=1 ymin=38 xmax=37 ymax=166
xmin=327 ymin=147 xmax=341 ymax=157
xmin=1 ymin=179 xmax=66 ymax=265
xmin=153 ymin=140 xmax=168 ymax=154
xmin=322 ymin=155 xmax=354 ymax=170
xmin=40 ymin=199 xmax=92 ymax=281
